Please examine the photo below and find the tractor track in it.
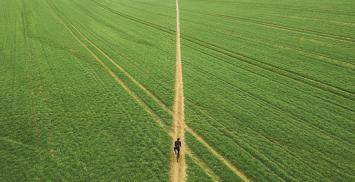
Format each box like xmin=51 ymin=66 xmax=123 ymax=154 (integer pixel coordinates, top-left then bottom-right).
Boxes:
xmin=179 ymin=14 xmax=354 ymax=70
xmin=184 ymin=42 xmax=355 ymax=113
xmin=186 ymin=146 xmax=221 ymax=182
xmin=188 ymin=99 xmax=355 ymax=179
xmin=89 ymin=0 xmax=355 ymax=101
xmin=214 ymin=24 xmax=355 ymax=70
xmin=186 ymin=127 xmax=252 ymax=182
xmin=21 ymin=1 xmax=41 ymax=142
xmin=188 ymin=103 xmax=330 ymax=180
xmin=14 ymin=1 xmax=354 ymax=181
xmin=190 ymin=11 xmax=355 ymax=43
xmin=184 ymin=46 xmax=355 ymax=146
xmin=46 ymin=0 xmax=168 ymax=131
xmin=180 ymin=35 xmax=355 ymax=101
xmin=69 ymin=21 xmax=172 ymax=115
xmin=47 ymin=1 xmax=252 ymax=181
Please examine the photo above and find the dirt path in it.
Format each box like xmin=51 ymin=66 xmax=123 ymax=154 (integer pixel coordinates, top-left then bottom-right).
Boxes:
xmin=169 ymin=0 xmax=186 ymax=181
xmin=49 ymin=1 xmax=248 ymax=181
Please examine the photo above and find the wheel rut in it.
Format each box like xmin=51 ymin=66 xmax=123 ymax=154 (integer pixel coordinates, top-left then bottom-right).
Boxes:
xmin=47 ymin=0 xmax=250 ymax=181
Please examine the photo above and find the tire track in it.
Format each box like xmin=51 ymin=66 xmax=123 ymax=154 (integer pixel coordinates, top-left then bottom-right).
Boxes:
xmin=179 ymin=14 xmax=354 ymax=70
xmin=181 ymin=35 xmax=355 ymax=101
xmin=46 ymin=0 xmax=168 ymax=131
xmin=191 ymin=12 xmax=355 ymax=43
xmin=21 ymin=0 xmax=41 ymax=142
xmin=184 ymin=49 xmax=355 ymax=145
xmin=235 ymin=2 xmax=355 ymax=17
xmin=187 ymin=102 xmax=344 ymax=180
xmin=69 ymin=21 xmax=172 ymax=115
xmin=47 ymin=1 xmax=251 ymax=181
xmin=218 ymin=26 xmax=354 ymax=70
xmin=276 ymin=15 xmax=355 ymax=28
xmin=186 ymin=127 xmax=252 ymax=182
xmin=185 ymin=42 xmax=355 ymax=114
xmin=89 ymin=0 xmax=355 ymax=101
xmin=62 ymin=0 xmax=173 ymax=115
xmin=186 ymin=146 xmax=221 ymax=182
xmin=90 ymin=0 xmax=174 ymax=35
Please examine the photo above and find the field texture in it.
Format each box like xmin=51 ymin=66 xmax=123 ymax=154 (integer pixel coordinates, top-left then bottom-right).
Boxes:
xmin=1 ymin=0 xmax=355 ymax=181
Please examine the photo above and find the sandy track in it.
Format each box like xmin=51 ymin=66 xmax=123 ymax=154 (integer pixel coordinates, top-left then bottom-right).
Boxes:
xmin=48 ymin=1 xmax=249 ymax=181
xmin=169 ymin=0 xmax=186 ymax=181
xmin=70 ymin=19 xmax=250 ymax=182
xmin=48 ymin=3 xmax=185 ymax=181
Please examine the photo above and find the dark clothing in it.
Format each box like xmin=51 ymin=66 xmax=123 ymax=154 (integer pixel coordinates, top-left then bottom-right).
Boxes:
xmin=174 ymin=146 xmax=180 ymax=153
xmin=174 ymin=140 xmax=181 ymax=154
xmin=175 ymin=140 xmax=181 ymax=149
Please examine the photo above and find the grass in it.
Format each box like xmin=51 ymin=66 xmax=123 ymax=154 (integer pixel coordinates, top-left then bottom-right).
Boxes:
xmin=185 ymin=155 xmax=212 ymax=182
xmin=180 ymin=0 xmax=355 ymax=181
xmin=1 ymin=0 xmax=172 ymax=180
xmin=1 ymin=0 xmax=354 ymax=181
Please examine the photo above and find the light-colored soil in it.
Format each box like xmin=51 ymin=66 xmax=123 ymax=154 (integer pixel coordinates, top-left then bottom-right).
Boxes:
xmin=49 ymin=2 xmax=248 ymax=181
xmin=169 ymin=0 xmax=186 ymax=181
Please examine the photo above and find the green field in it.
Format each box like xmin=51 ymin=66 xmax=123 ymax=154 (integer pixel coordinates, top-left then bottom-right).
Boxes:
xmin=1 ymin=0 xmax=354 ymax=181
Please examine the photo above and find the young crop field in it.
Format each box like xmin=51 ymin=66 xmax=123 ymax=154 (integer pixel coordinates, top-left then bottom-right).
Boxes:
xmin=1 ymin=0 xmax=354 ymax=181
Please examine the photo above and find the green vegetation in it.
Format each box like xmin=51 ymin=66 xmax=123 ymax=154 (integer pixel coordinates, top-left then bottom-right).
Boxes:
xmin=180 ymin=0 xmax=355 ymax=181
xmin=185 ymin=155 xmax=212 ymax=182
xmin=1 ymin=0 xmax=354 ymax=181
xmin=0 ymin=0 xmax=173 ymax=180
